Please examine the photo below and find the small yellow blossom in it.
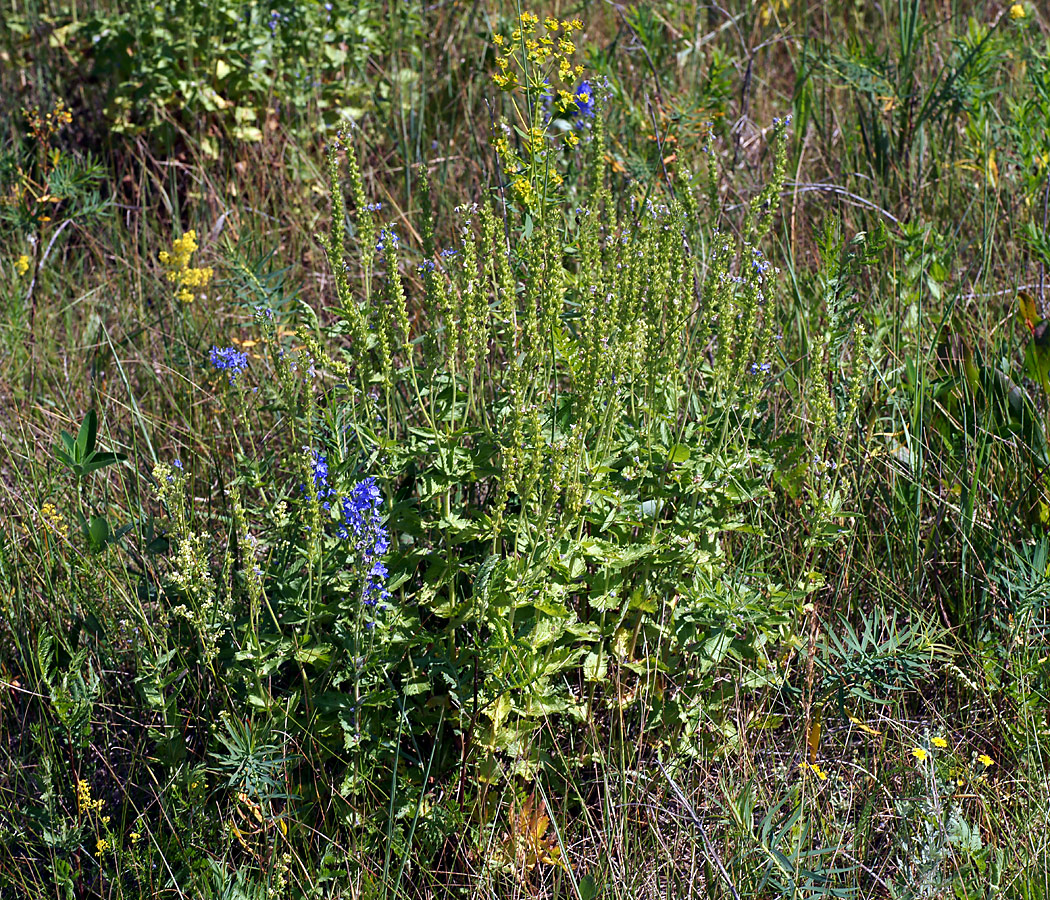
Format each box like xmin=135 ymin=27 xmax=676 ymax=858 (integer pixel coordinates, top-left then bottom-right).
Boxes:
xmin=76 ymin=779 xmax=104 ymax=813
xmin=800 ymin=761 xmax=828 ymax=780
xmin=1010 ymin=3 xmax=1026 ymax=20
xmin=96 ymin=838 xmax=109 ymax=856
xmin=130 ymin=831 xmax=141 ymax=844
xmin=911 ymin=747 xmax=928 ymax=762
xmin=40 ymin=502 xmax=68 ymax=537
xmin=493 ymin=33 xmax=505 ymax=47
xmin=932 ymin=737 xmax=948 ymax=749
xmin=14 ymin=254 xmax=30 ymax=276
xmin=545 ymin=16 xmax=559 ymax=32
xmin=978 ymin=753 xmax=994 ymax=767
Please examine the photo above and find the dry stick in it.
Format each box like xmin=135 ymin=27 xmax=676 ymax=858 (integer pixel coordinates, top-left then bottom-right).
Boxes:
xmin=1041 ymin=171 xmax=1049 ymax=307
xmin=656 ymin=759 xmax=742 ymax=900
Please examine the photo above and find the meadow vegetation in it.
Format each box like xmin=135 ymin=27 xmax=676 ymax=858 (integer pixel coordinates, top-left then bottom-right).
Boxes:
xmin=2 ymin=1 xmax=1050 ymax=897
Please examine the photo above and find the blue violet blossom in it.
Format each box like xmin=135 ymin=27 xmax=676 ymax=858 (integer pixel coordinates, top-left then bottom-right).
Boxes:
xmin=209 ymin=346 xmax=249 ymax=384
xmin=338 ymin=476 xmax=391 ymax=608
xmin=304 ymin=449 xmax=337 ymax=510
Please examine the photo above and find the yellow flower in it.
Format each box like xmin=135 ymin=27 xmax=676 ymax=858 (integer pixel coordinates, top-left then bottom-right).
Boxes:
xmin=911 ymin=747 xmax=928 ymax=762
xmin=130 ymin=831 xmax=141 ymax=844
xmin=978 ymin=753 xmax=994 ymax=767
xmin=40 ymin=502 xmax=69 ymax=537
xmin=96 ymin=838 xmax=109 ymax=856
xmin=160 ymin=229 xmax=212 ymax=303
xmin=1010 ymin=3 xmax=1026 ymax=20
xmin=14 ymin=254 xmax=30 ymax=276
xmin=493 ymin=33 xmax=505 ymax=47
xmin=800 ymin=761 xmax=828 ymax=780
xmin=931 ymin=737 xmax=948 ymax=749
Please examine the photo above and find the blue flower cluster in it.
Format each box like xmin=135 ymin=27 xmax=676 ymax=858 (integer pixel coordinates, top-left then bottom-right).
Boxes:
xmin=338 ymin=476 xmax=391 ymax=608
xmin=307 ymin=449 xmax=337 ymax=510
xmin=209 ymin=346 xmax=249 ymax=383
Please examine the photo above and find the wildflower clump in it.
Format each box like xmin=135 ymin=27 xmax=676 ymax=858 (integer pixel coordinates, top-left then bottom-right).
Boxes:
xmin=14 ymin=254 xmax=30 ymax=276
xmin=209 ymin=346 xmax=249 ymax=384
xmin=39 ymin=502 xmax=68 ymax=538
xmin=159 ymin=230 xmax=213 ymax=303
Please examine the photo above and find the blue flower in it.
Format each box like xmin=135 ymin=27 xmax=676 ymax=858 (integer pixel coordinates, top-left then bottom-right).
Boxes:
xmin=338 ymin=476 xmax=391 ymax=608
xmin=209 ymin=346 xmax=249 ymax=384
xmin=305 ymin=449 xmax=337 ymax=510
xmin=572 ymin=81 xmax=596 ymax=124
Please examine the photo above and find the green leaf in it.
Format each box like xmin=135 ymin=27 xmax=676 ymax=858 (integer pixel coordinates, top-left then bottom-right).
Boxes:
xmin=87 ymin=516 xmax=110 ymax=550
xmin=667 ymin=443 xmax=691 ymax=464
xmin=77 ymin=410 xmax=98 ymax=459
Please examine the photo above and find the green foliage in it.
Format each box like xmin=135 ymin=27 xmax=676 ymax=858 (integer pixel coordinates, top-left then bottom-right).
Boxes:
xmin=37 ymin=0 xmax=389 ymax=143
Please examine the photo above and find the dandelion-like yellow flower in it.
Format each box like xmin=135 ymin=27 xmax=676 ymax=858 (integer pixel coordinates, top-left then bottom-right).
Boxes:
xmin=978 ymin=753 xmax=994 ymax=767
xmin=14 ymin=254 xmax=30 ymax=276
xmin=911 ymin=747 xmax=928 ymax=762
xmin=1010 ymin=3 xmax=1026 ymax=20
xmin=932 ymin=737 xmax=948 ymax=749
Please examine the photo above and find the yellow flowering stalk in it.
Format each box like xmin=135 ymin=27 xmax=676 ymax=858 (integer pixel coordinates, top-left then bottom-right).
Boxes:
xmin=159 ymin=229 xmax=214 ymax=303
xmin=14 ymin=254 xmax=30 ymax=276
xmin=489 ymin=11 xmax=594 ymax=216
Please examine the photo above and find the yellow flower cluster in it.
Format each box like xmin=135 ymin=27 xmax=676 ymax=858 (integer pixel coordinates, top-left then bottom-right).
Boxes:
xmin=1010 ymin=3 xmax=1026 ymax=20
xmin=159 ymin=230 xmax=213 ymax=303
xmin=40 ymin=502 xmax=68 ymax=537
xmin=491 ymin=13 xmax=584 ymax=92
xmin=23 ymin=100 xmax=73 ymax=145
xmin=15 ymin=254 xmax=30 ymax=276
xmin=77 ymin=779 xmax=104 ymax=814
